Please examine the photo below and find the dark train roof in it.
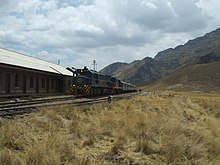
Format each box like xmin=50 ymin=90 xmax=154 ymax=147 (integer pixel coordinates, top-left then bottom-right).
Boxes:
xmin=0 ymin=48 xmax=72 ymax=76
xmin=75 ymin=67 xmax=110 ymax=77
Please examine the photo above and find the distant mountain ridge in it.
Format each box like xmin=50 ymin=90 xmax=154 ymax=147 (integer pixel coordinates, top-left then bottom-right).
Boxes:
xmin=115 ymin=57 xmax=164 ymax=85
xmin=100 ymin=28 xmax=220 ymax=85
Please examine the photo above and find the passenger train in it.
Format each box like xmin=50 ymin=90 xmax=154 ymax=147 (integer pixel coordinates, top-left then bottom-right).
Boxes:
xmin=67 ymin=67 xmax=137 ymax=96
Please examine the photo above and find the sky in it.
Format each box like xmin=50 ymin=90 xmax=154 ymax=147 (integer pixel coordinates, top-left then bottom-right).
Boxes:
xmin=0 ymin=0 xmax=219 ymax=70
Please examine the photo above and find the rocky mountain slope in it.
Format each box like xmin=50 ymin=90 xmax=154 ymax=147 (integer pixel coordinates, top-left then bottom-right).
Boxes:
xmin=100 ymin=28 xmax=220 ymax=85
xmin=114 ymin=57 xmax=164 ymax=85
xmin=100 ymin=58 xmax=165 ymax=85
xmin=99 ymin=62 xmax=128 ymax=76
xmin=155 ymin=28 xmax=220 ymax=73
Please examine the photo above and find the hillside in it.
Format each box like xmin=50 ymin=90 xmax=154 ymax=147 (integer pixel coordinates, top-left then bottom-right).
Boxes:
xmin=99 ymin=62 xmax=128 ymax=76
xmin=100 ymin=58 xmax=164 ymax=85
xmin=101 ymin=28 xmax=220 ymax=85
xmin=115 ymin=57 xmax=164 ymax=85
xmin=154 ymin=28 xmax=220 ymax=73
xmin=147 ymin=61 xmax=220 ymax=92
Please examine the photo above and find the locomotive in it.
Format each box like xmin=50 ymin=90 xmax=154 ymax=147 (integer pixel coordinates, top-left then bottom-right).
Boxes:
xmin=67 ymin=67 xmax=137 ymax=96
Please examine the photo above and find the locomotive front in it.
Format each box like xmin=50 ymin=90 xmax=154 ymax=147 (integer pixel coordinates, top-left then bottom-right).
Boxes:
xmin=69 ymin=67 xmax=92 ymax=96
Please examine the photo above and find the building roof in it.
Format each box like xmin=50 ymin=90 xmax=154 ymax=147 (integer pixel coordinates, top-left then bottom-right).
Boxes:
xmin=0 ymin=48 xmax=72 ymax=76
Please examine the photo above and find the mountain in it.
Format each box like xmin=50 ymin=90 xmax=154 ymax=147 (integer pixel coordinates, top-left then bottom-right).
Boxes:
xmin=146 ymin=61 xmax=220 ymax=92
xmin=115 ymin=57 xmax=164 ymax=85
xmin=99 ymin=62 xmax=128 ymax=76
xmin=154 ymin=28 xmax=220 ymax=73
xmin=100 ymin=28 xmax=220 ymax=85
xmin=100 ymin=58 xmax=163 ymax=85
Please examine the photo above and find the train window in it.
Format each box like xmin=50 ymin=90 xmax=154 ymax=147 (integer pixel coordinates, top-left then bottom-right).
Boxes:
xmin=30 ymin=76 xmax=34 ymax=88
xmin=42 ymin=78 xmax=45 ymax=88
xmin=51 ymin=79 xmax=54 ymax=89
xmin=15 ymin=74 xmax=19 ymax=87
xmin=0 ymin=72 xmax=2 ymax=88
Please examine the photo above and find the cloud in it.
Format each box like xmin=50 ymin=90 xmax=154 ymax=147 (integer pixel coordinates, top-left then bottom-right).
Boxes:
xmin=196 ymin=0 xmax=220 ymax=30
xmin=165 ymin=0 xmax=208 ymax=32
xmin=35 ymin=50 xmax=66 ymax=64
xmin=0 ymin=0 xmax=219 ymax=69
xmin=0 ymin=30 xmax=26 ymax=46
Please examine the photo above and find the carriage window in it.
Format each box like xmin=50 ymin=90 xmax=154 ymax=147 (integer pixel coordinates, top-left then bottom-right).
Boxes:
xmin=15 ymin=74 xmax=19 ymax=87
xmin=30 ymin=76 xmax=34 ymax=88
xmin=0 ymin=73 xmax=2 ymax=88
xmin=42 ymin=78 xmax=45 ymax=88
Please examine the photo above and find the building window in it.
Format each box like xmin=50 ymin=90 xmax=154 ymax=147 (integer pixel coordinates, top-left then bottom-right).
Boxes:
xmin=30 ymin=76 xmax=34 ymax=88
xmin=0 ymin=72 xmax=2 ymax=88
xmin=42 ymin=78 xmax=45 ymax=88
xmin=15 ymin=74 xmax=19 ymax=87
xmin=51 ymin=79 xmax=54 ymax=89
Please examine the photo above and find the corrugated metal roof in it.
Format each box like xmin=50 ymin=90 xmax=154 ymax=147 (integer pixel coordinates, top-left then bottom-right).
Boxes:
xmin=0 ymin=48 xmax=72 ymax=76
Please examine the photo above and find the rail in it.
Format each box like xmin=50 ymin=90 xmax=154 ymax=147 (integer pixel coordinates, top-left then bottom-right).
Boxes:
xmin=0 ymin=92 xmax=138 ymax=118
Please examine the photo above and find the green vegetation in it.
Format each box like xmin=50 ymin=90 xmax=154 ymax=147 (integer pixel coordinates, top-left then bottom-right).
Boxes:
xmin=0 ymin=91 xmax=220 ymax=164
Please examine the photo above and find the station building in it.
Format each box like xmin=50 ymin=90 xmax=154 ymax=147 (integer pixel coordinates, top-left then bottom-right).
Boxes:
xmin=0 ymin=48 xmax=73 ymax=97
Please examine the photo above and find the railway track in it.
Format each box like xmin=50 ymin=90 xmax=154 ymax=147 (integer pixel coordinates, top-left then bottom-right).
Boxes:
xmin=0 ymin=92 xmax=138 ymax=118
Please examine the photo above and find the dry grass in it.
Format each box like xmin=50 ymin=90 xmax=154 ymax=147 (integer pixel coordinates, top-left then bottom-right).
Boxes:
xmin=145 ymin=61 xmax=220 ymax=93
xmin=0 ymin=91 xmax=220 ymax=164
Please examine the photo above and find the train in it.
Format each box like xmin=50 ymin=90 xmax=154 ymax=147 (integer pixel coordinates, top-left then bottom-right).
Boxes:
xmin=67 ymin=67 xmax=137 ymax=96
